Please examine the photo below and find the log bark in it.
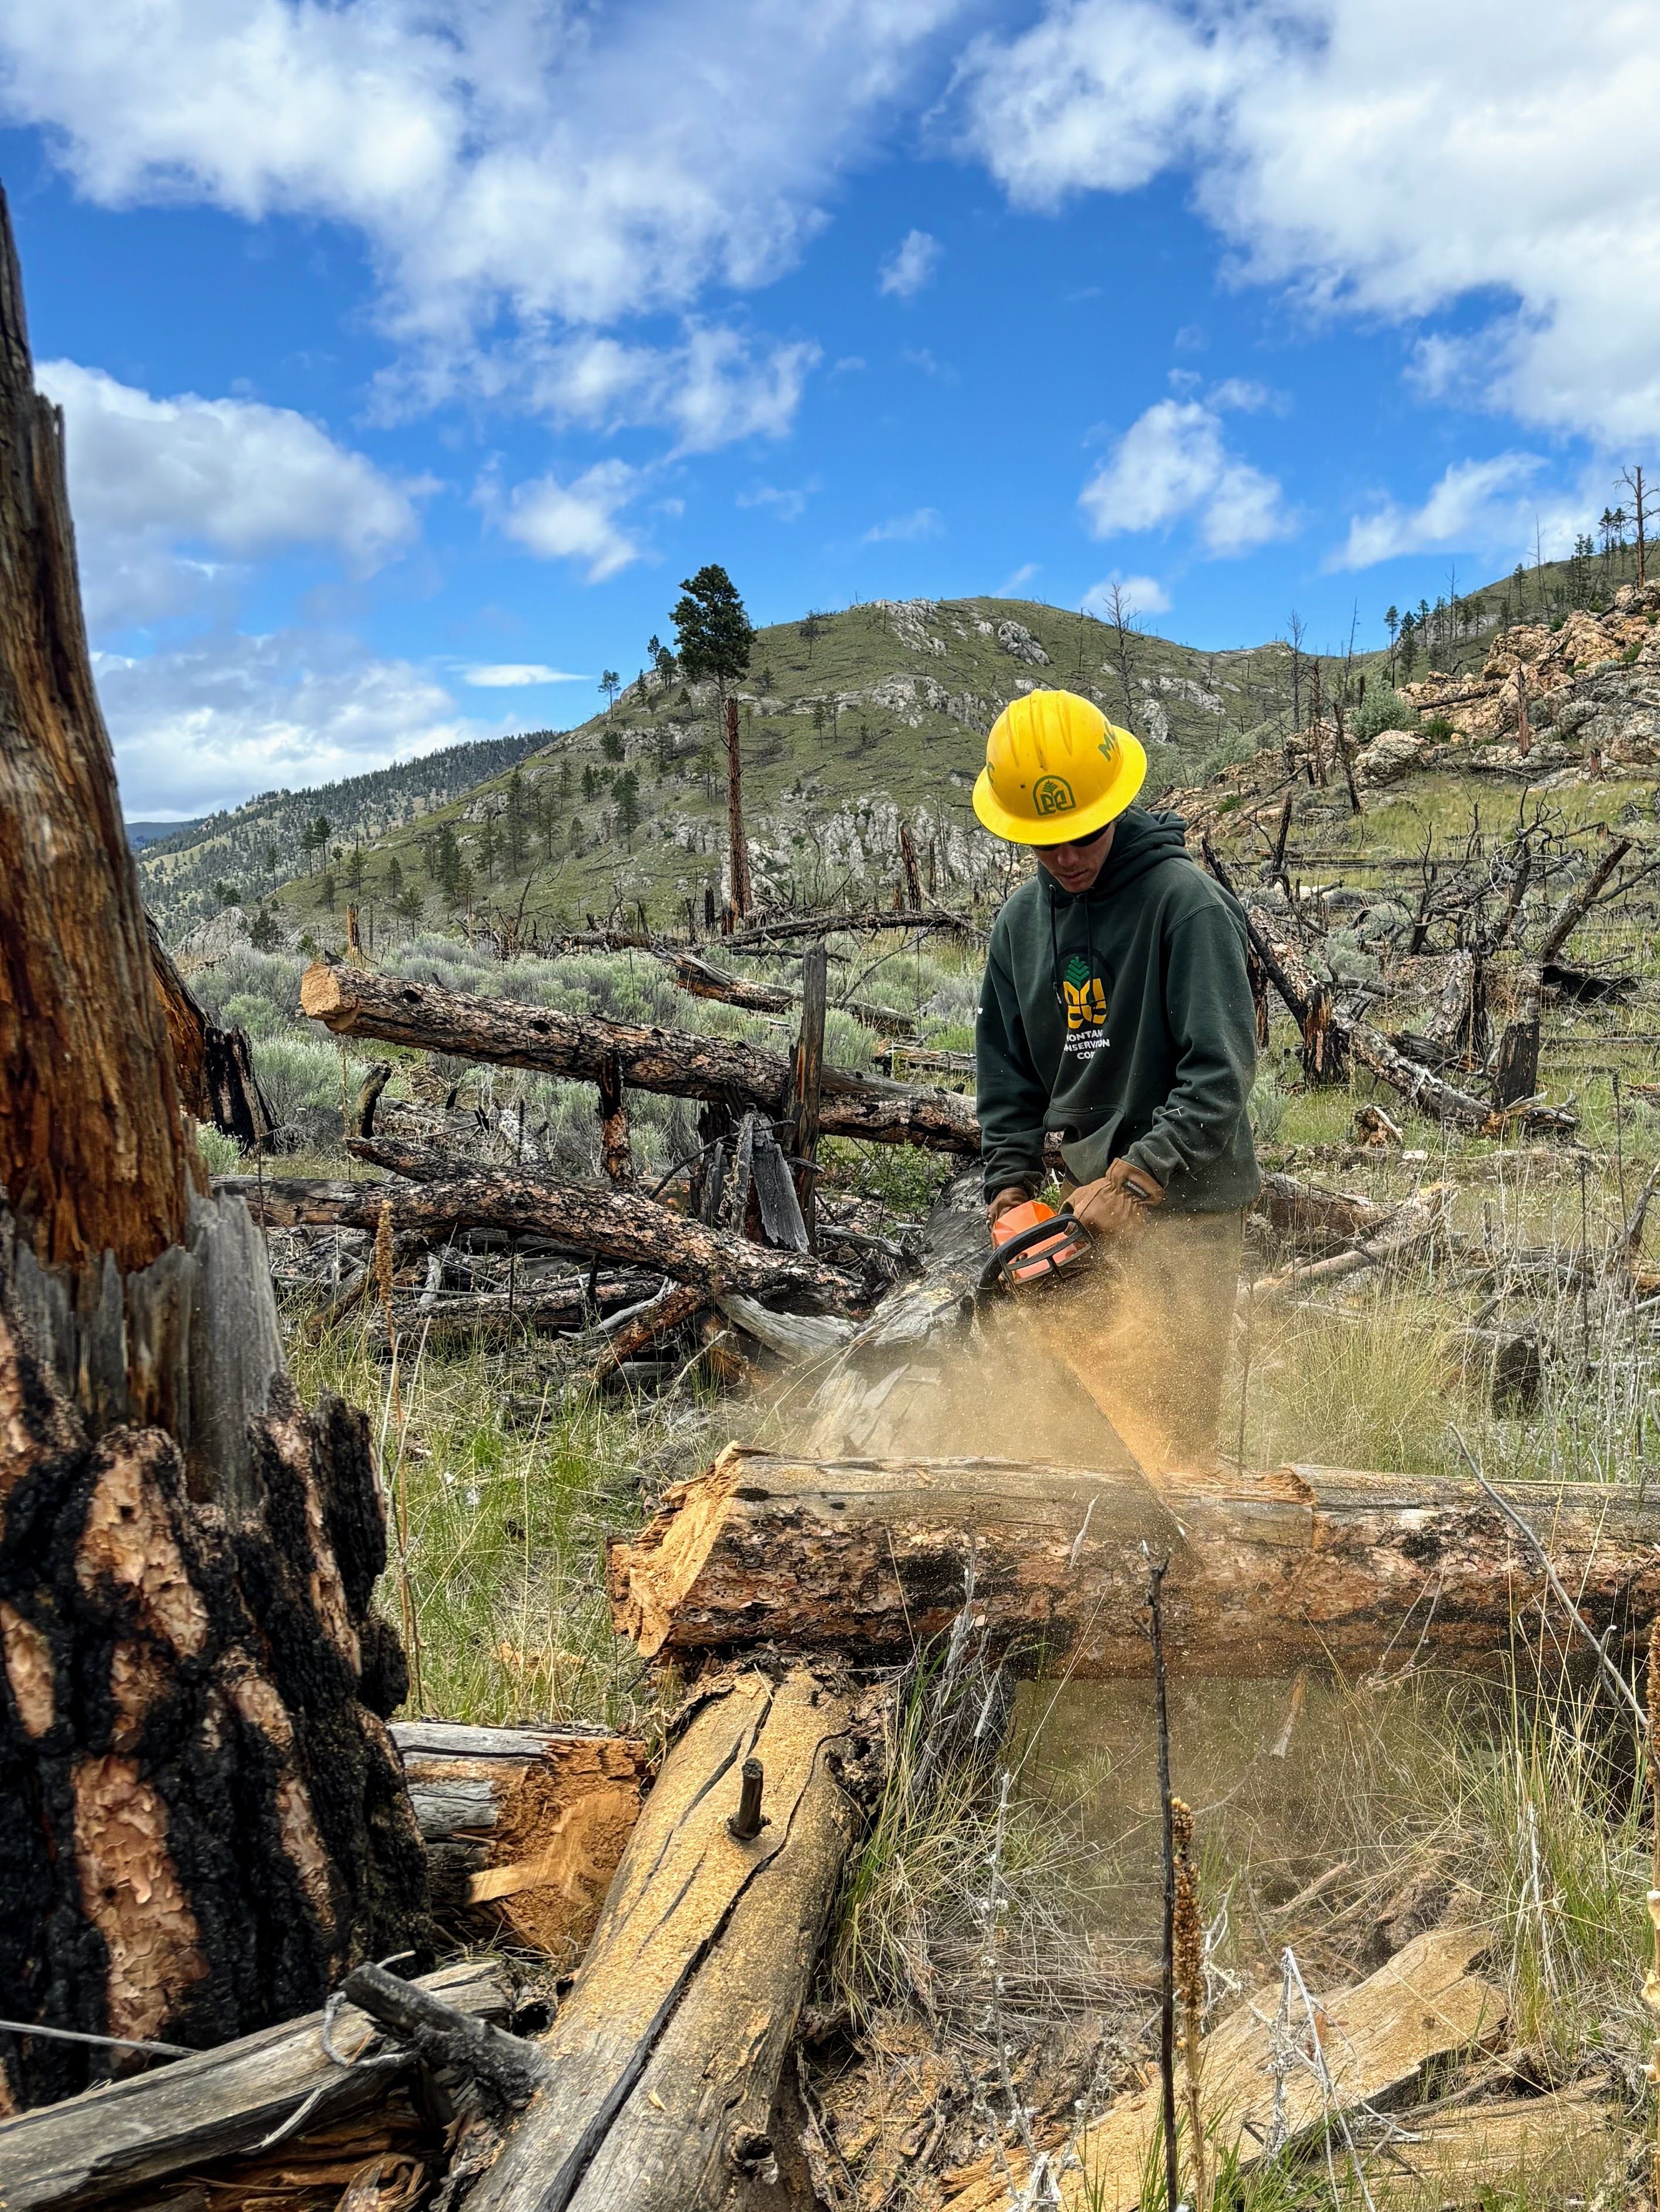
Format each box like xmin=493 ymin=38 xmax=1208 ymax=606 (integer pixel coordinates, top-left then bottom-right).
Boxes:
xmin=607 ymin=1445 xmax=1660 ymax=1682
xmin=148 ymin=920 xmax=275 ymax=1151
xmin=300 ymin=964 xmax=979 ymax=1153
xmin=788 ymin=943 xmax=827 ymax=1244
xmin=466 ymin=1665 xmax=865 ymax=2212
xmin=724 ymin=695 xmax=753 ymax=920
xmin=0 ymin=186 xmax=423 ymax=2106
xmin=0 ymin=1956 xmax=511 ymax=2211
xmin=672 ymin=950 xmax=913 ymax=1039
xmin=596 ymin=1055 xmax=634 ymax=1186
xmin=393 ymin=1721 xmax=647 ymax=1963
xmin=346 ymin=1135 xmax=860 ymax=1306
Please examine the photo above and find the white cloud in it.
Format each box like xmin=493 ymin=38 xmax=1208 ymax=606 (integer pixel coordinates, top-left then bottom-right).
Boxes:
xmin=489 ymin=460 xmax=644 ymax=581
xmin=1084 ymin=571 xmax=1171 ymax=616
xmin=739 ymin=484 xmax=812 ymax=519
xmin=1332 ymin=453 xmax=1549 ymax=570
xmin=1 ymin=0 xmax=962 ymax=356
xmin=1080 ymin=393 xmax=1291 ymax=556
xmin=39 ymin=359 xmax=421 ymax=628
xmin=879 ymin=227 xmax=941 ymax=298
xmin=958 ymin=0 xmax=1660 ymax=445
xmin=996 ymin=560 xmax=1040 ymax=593
xmin=864 ymin=506 xmax=944 ymax=542
xmin=95 ymin=632 xmax=487 ymax=816
xmin=462 ymin=663 xmax=586 ymax=687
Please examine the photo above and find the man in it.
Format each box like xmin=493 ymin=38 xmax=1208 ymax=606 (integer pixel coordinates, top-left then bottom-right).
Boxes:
xmin=972 ymin=688 xmax=1260 ymax=1469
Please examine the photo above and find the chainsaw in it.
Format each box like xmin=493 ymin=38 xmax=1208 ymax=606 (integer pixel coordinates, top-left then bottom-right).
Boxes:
xmin=977 ymin=1198 xmax=1100 ymax=1302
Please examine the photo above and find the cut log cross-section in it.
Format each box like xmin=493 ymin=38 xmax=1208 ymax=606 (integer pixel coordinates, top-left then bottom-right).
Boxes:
xmin=300 ymin=962 xmax=980 ymax=1152
xmin=0 ymin=183 xmax=424 ymax=2109
xmin=609 ymin=1445 xmax=1660 ymax=1682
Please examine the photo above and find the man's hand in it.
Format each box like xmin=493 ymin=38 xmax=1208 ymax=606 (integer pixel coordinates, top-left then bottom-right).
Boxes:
xmin=987 ymin=1186 xmax=1032 ymax=1228
xmin=1069 ymin=1159 xmax=1165 ymax=1244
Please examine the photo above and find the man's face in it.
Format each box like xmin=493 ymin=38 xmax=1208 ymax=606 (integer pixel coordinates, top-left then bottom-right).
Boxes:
xmin=1033 ymin=820 xmax=1115 ymax=895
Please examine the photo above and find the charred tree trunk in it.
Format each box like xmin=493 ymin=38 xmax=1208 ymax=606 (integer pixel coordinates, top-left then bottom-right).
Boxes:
xmin=300 ymin=962 xmax=978 ymax=1152
xmin=608 ymin=1446 xmax=1660 ymax=1683
xmin=0 ymin=188 xmax=423 ymax=2109
xmin=467 ymin=1665 xmax=866 ymax=2212
xmin=345 ymin=1134 xmax=860 ymax=1305
xmin=724 ymin=695 xmax=752 ymax=920
xmin=148 ymin=920 xmax=275 ymax=1151
xmin=596 ymin=1054 xmax=634 ymax=1186
xmin=788 ymin=942 xmax=827 ymax=1245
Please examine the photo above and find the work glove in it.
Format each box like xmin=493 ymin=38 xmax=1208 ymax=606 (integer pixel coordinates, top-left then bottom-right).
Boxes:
xmin=987 ymin=1185 xmax=1033 ymax=1228
xmin=1069 ymin=1158 xmax=1165 ymax=1244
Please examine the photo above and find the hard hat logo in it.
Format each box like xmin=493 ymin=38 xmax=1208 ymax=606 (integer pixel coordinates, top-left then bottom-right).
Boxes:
xmin=972 ymin=688 xmax=1147 ymax=848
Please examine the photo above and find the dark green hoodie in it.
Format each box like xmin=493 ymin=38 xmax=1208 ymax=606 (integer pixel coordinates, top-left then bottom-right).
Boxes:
xmin=975 ymin=807 xmax=1260 ymax=1212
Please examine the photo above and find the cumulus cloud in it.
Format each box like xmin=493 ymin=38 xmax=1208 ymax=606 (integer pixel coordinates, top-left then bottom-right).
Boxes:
xmin=864 ymin=506 xmax=944 ymax=542
xmin=489 ymin=460 xmax=645 ymax=581
xmin=462 ymin=663 xmax=586 ymax=686
xmin=40 ymin=359 xmax=421 ymax=629
xmin=1080 ymin=393 xmax=1291 ymax=555
xmin=958 ymin=0 xmax=1660 ymax=445
xmin=1084 ymin=571 xmax=1172 ymax=616
xmin=879 ymin=228 xmax=941 ymax=298
xmin=0 ymin=0 xmax=962 ymax=352
xmin=1332 ymin=453 xmax=1549 ymax=570
xmin=96 ymin=631 xmax=487 ymax=815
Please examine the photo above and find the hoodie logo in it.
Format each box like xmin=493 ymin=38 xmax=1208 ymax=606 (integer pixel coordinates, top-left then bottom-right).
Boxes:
xmin=1062 ymin=954 xmax=1107 ymax=1036
xmin=1033 ymin=774 xmax=1074 ymax=816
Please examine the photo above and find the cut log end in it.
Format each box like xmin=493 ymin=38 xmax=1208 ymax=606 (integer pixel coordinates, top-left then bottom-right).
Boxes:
xmin=300 ymin=960 xmax=349 ymax=1022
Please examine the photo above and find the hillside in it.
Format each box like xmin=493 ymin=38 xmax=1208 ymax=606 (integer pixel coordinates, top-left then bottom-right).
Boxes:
xmin=144 ymin=528 xmax=1653 ymax=952
xmin=139 ymin=730 xmax=555 ymax=935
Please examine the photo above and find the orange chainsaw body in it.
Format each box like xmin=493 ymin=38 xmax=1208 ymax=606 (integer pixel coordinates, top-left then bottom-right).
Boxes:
xmin=987 ymin=1200 xmax=1095 ymax=1289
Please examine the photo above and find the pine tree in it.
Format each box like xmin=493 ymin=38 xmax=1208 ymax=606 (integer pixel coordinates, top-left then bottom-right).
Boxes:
xmin=615 ymin=768 xmax=642 ymax=843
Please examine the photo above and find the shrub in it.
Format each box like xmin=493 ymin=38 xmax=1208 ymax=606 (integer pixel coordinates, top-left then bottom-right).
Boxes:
xmin=1351 ymin=686 xmax=1416 ymax=742
xmin=253 ymin=1034 xmax=361 ymax=1124
xmin=1421 ymin=714 xmax=1455 ymax=740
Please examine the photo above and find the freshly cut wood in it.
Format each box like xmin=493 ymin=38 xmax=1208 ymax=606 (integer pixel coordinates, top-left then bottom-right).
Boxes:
xmin=300 ymin=963 xmax=979 ymax=1152
xmin=149 ymin=919 xmax=274 ymax=1149
xmin=0 ymin=186 xmax=421 ymax=2106
xmin=608 ymin=1445 xmax=1660 ymax=1680
xmin=346 ymin=1134 xmax=860 ymax=1305
xmin=393 ymin=1721 xmax=647 ymax=1962
xmin=943 ymin=1928 xmax=1506 ymax=2210
xmin=0 ymin=1957 xmax=512 ymax=2211
xmin=467 ymin=1665 xmax=865 ymax=2212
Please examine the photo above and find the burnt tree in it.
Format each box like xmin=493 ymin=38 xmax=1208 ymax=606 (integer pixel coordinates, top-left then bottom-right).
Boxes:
xmin=0 ymin=188 xmax=424 ymax=2111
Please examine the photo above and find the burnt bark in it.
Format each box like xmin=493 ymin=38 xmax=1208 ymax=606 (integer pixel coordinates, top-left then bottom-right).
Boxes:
xmin=608 ymin=1445 xmax=1660 ymax=1683
xmin=0 ymin=187 xmax=423 ymax=2106
xmin=148 ymin=922 xmax=275 ymax=1152
xmin=300 ymin=963 xmax=978 ymax=1152
xmin=724 ymin=696 xmax=753 ymax=920
xmin=345 ymin=1135 xmax=860 ymax=1306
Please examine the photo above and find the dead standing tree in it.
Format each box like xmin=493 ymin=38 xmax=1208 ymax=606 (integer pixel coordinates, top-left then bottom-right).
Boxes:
xmin=0 ymin=190 xmax=424 ymax=2108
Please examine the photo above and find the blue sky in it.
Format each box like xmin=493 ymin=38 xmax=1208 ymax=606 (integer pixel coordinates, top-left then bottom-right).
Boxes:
xmin=2 ymin=0 xmax=1655 ymax=816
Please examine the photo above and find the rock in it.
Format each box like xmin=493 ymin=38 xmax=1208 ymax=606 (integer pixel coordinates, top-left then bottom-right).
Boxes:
xmin=1356 ymin=730 xmax=1424 ymax=785
xmin=994 ymin=618 xmax=1049 ymax=665
xmin=175 ymin=903 xmax=254 ymax=968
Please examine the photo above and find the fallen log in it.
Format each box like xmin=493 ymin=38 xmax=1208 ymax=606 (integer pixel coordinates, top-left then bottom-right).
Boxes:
xmin=672 ymin=948 xmax=914 ymax=1039
xmin=465 ymin=1665 xmax=866 ymax=2212
xmin=394 ymin=1721 xmax=647 ymax=1962
xmin=1251 ymin=1172 xmax=1394 ymax=1253
xmin=345 ymin=1135 xmax=861 ymax=1306
xmin=0 ymin=1956 xmax=512 ymax=2210
xmin=608 ymin=1445 xmax=1660 ymax=1680
xmin=1248 ymin=1184 xmax=1451 ymax=1298
xmin=723 ymin=904 xmax=977 ymax=948
xmin=300 ymin=964 xmax=979 ymax=1152
xmin=944 ymin=1928 xmax=1505 ymax=2210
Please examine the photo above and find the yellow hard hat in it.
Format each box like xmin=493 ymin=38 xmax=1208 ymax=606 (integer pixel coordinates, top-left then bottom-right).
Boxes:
xmin=972 ymin=689 xmax=1146 ymax=846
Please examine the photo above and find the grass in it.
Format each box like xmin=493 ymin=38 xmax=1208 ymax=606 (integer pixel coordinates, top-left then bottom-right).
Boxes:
xmin=288 ymin=1313 xmax=719 ymax=1735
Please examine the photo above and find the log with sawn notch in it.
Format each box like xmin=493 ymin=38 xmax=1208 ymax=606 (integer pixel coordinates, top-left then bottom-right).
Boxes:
xmin=299 ymin=962 xmax=978 ymax=1151
xmin=608 ymin=1445 xmax=1660 ymax=1682
xmin=344 ymin=1134 xmax=862 ymax=1305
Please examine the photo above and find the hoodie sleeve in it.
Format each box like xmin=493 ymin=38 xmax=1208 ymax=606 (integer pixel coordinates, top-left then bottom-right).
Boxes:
xmin=1124 ymin=900 xmax=1256 ymax=1192
xmin=975 ymin=935 xmax=1049 ymax=1200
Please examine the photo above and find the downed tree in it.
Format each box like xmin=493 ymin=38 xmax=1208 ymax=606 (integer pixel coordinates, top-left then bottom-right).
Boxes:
xmin=300 ymin=962 xmax=979 ymax=1152
xmin=395 ymin=1720 xmax=647 ymax=1962
xmin=460 ymin=1664 xmax=867 ymax=2212
xmin=346 ymin=1134 xmax=862 ymax=1306
xmin=0 ymin=1956 xmax=511 ymax=2211
xmin=0 ymin=188 xmax=423 ymax=2107
xmin=1496 ymin=834 xmax=1635 ymax=1107
xmin=608 ymin=1445 xmax=1660 ymax=1681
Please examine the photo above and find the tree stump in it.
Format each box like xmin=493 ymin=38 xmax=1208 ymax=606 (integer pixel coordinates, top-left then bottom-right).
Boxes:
xmin=0 ymin=185 xmax=424 ymax=2108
